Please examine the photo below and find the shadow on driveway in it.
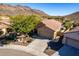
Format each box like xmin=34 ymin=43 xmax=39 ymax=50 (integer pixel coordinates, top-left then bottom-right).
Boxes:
xmin=48 ymin=41 xmax=64 ymax=51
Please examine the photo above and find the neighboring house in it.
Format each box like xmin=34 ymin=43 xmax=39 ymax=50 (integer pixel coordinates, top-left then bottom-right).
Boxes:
xmin=0 ymin=16 xmax=10 ymax=35
xmin=37 ymin=19 xmax=62 ymax=40
xmin=63 ymin=26 xmax=79 ymax=49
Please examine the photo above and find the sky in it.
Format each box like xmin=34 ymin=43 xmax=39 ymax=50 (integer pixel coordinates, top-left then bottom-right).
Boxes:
xmin=9 ymin=3 xmax=79 ymax=16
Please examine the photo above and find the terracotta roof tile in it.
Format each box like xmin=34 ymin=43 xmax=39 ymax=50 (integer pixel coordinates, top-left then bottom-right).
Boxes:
xmin=41 ymin=19 xmax=62 ymax=31
xmin=0 ymin=16 xmax=10 ymax=29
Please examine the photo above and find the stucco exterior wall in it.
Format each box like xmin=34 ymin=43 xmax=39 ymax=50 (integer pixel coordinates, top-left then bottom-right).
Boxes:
xmin=37 ymin=26 xmax=54 ymax=39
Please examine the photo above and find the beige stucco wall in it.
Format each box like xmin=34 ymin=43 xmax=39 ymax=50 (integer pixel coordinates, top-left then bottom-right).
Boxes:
xmin=37 ymin=26 xmax=54 ymax=39
xmin=63 ymin=37 xmax=79 ymax=49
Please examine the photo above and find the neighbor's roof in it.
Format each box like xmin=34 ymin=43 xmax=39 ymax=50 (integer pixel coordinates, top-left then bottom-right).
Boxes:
xmin=41 ymin=19 xmax=62 ymax=31
xmin=64 ymin=31 xmax=79 ymax=41
xmin=0 ymin=16 xmax=10 ymax=29
xmin=70 ymin=26 xmax=79 ymax=32
xmin=0 ymin=22 xmax=10 ymax=29
xmin=0 ymin=16 xmax=10 ymax=25
xmin=64 ymin=26 xmax=79 ymax=41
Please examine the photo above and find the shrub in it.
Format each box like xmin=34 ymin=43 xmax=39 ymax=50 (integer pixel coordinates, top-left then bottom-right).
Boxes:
xmin=10 ymin=15 xmax=41 ymax=34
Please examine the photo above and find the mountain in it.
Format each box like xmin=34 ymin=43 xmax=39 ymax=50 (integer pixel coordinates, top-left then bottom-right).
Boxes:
xmin=0 ymin=4 xmax=48 ymax=16
xmin=64 ymin=12 xmax=79 ymax=23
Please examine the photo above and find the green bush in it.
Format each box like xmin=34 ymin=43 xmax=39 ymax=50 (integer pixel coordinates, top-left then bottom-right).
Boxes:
xmin=10 ymin=15 xmax=41 ymax=34
xmin=64 ymin=20 xmax=73 ymax=30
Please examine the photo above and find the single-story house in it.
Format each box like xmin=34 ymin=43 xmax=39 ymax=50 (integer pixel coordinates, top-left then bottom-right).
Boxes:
xmin=37 ymin=19 xmax=62 ymax=40
xmin=63 ymin=26 xmax=79 ymax=49
xmin=0 ymin=16 xmax=10 ymax=35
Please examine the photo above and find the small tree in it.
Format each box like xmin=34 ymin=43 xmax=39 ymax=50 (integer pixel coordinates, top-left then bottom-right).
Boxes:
xmin=64 ymin=20 xmax=73 ymax=30
xmin=10 ymin=15 xmax=41 ymax=34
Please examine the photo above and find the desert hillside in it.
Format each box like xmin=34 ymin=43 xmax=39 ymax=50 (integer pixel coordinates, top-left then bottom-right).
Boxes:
xmin=0 ymin=4 xmax=48 ymax=16
xmin=64 ymin=12 xmax=79 ymax=23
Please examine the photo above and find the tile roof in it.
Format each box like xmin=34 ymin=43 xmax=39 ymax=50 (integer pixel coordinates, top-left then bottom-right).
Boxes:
xmin=0 ymin=16 xmax=10 ymax=25
xmin=71 ymin=26 xmax=79 ymax=32
xmin=0 ymin=22 xmax=10 ymax=29
xmin=64 ymin=31 xmax=79 ymax=41
xmin=41 ymin=19 xmax=62 ymax=31
xmin=64 ymin=26 xmax=79 ymax=41
xmin=0 ymin=16 xmax=10 ymax=29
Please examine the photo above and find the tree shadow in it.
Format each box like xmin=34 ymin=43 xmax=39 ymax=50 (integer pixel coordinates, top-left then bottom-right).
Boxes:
xmin=48 ymin=40 xmax=64 ymax=51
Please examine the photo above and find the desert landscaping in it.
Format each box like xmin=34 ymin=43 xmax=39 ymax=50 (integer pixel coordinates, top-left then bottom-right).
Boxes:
xmin=0 ymin=4 xmax=79 ymax=56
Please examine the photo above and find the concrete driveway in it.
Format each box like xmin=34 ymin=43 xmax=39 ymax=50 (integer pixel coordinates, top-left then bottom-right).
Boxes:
xmin=0 ymin=49 xmax=33 ymax=56
xmin=0 ymin=39 xmax=48 ymax=56
xmin=25 ymin=39 xmax=48 ymax=56
xmin=26 ymin=39 xmax=48 ymax=52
